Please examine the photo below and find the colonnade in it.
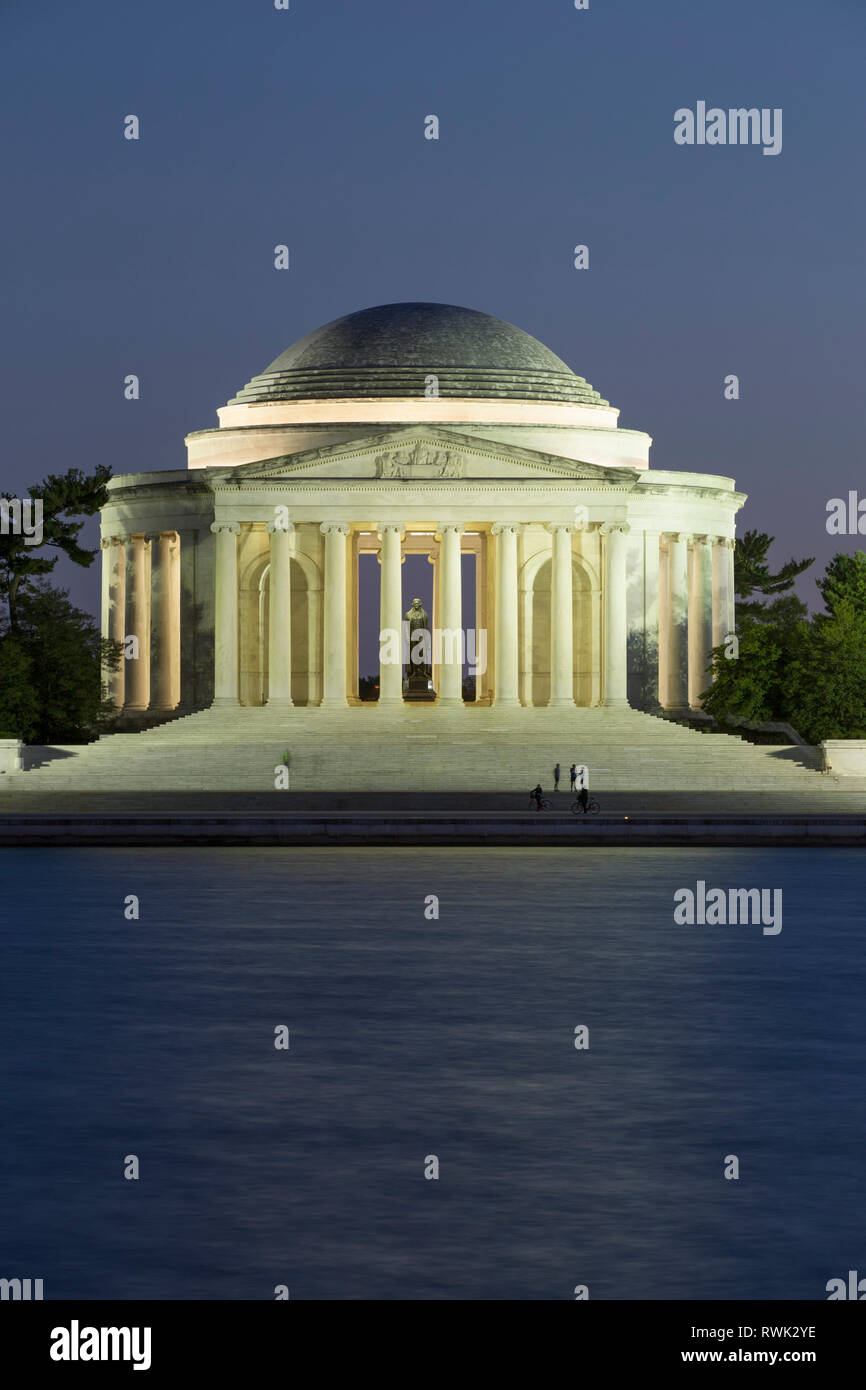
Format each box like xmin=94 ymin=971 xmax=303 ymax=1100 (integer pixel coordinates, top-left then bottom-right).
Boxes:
xmin=101 ymin=531 xmax=181 ymax=713
xmin=101 ymin=521 xmax=736 ymax=715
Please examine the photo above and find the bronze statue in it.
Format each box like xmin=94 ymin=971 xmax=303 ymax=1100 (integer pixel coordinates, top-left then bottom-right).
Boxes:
xmin=404 ymin=597 xmax=432 ymax=688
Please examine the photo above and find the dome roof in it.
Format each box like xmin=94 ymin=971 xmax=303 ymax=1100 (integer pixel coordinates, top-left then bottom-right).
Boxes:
xmin=226 ymin=302 xmax=610 ymax=408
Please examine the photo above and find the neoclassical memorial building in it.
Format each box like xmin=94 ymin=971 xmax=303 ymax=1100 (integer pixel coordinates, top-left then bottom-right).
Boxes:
xmin=99 ymin=302 xmax=743 ymax=718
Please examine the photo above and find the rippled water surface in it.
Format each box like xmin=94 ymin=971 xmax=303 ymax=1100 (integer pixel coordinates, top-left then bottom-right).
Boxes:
xmin=1 ymin=847 xmax=864 ymax=1300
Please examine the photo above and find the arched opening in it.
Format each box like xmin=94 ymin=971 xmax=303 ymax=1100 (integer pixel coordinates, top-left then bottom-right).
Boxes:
xmin=240 ymin=556 xmax=319 ymax=706
xmin=522 ymin=557 xmax=595 ymax=707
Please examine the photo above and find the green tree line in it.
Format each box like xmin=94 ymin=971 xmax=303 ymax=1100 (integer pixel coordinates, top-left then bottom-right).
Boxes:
xmin=0 ymin=466 xmax=121 ymax=742
xmin=702 ymin=532 xmax=866 ymax=744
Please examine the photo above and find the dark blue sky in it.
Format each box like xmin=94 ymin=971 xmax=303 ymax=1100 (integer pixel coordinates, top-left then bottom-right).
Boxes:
xmin=3 ymin=0 xmax=864 ymax=653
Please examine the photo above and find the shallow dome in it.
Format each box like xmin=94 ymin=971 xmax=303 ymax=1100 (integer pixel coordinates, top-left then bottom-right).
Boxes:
xmin=226 ymin=302 xmax=610 ymax=408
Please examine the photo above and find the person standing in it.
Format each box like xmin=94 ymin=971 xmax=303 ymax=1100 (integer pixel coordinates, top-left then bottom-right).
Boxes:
xmin=553 ymin=762 xmax=561 ymax=792
xmin=569 ymin=764 xmax=577 ymax=792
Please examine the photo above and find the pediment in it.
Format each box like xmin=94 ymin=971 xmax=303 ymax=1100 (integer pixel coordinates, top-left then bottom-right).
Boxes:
xmin=225 ymin=426 xmax=638 ymax=485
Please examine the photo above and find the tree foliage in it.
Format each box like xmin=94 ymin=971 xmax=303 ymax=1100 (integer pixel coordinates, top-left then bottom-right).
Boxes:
xmin=786 ymin=599 xmax=866 ymax=743
xmin=0 ymin=465 xmax=111 ymax=631
xmin=0 ymin=582 xmax=120 ymax=743
xmin=703 ymin=535 xmax=866 ymax=743
xmin=734 ymin=529 xmax=814 ymax=616
xmin=816 ymin=550 xmax=866 ymax=617
xmin=0 ymin=465 xmax=116 ymax=742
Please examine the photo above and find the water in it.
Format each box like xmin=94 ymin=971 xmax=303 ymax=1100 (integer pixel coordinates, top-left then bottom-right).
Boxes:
xmin=1 ymin=847 xmax=863 ymax=1301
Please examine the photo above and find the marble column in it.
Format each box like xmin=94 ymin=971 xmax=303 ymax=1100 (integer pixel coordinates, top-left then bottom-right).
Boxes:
xmin=726 ymin=537 xmax=736 ymax=635
xmin=492 ymin=524 xmax=521 ymax=707
xmin=658 ymin=541 xmax=669 ymax=711
xmin=101 ymin=536 xmax=126 ymax=708
xmin=267 ymin=519 xmax=294 ymax=705
xmin=601 ymin=522 xmax=630 ymax=708
xmin=124 ymin=533 xmax=150 ymax=712
xmin=711 ymin=536 xmax=732 ymax=651
xmin=641 ymin=530 xmax=662 ymax=709
xmin=690 ymin=535 xmax=715 ymax=708
xmin=377 ymin=523 xmax=405 ymax=705
xmin=211 ymin=521 xmax=240 ymax=707
xmin=320 ymin=522 xmax=350 ymax=707
xmin=665 ymin=531 xmax=691 ymax=713
xmin=437 ymin=523 xmax=464 ymax=706
xmin=148 ymin=530 xmax=179 ymax=712
xmin=427 ymin=544 xmax=440 ymax=695
xmin=547 ymin=523 xmax=575 ymax=707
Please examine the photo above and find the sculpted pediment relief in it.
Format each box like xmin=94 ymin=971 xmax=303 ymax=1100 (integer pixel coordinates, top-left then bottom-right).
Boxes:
xmin=375 ymin=442 xmax=465 ymax=478
xmin=231 ymin=426 xmax=638 ymax=485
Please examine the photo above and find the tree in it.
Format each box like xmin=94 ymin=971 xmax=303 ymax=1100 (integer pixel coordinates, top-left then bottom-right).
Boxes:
xmin=0 ymin=581 xmax=120 ymax=743
xmin=0 ymin=635 xmax=38 ymax=740
xmin=787 ymin=598 xmax=866 ymax=743
xmin=701 ymin=594 xmax=809 ymax=725
xmin=704 ymin=541 xmax=866 ymax=744
xmin=734 ymin=529 xmax=814 ymax=617
xmin=701 ymin=532 xmax=813 ymax=723
xmin=816 ymin=550 xmax=866 ymax=617
xmin=0 ymin=465 xmax=111 ymax=631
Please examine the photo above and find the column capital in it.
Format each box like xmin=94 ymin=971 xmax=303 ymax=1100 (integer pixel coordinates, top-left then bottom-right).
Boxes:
xmin=545 ymin=522 xmax=576 ymax=535
xmin=664 ymin=530 xmax=693 ymax=545
xmin=319 ymin=521 xmax=350 ymax=536
xmin=436 ymin=522 xmax=464 ymax=536
xmin=600 ymin=521 xmax=631 ymax=536
xmin=491 ymin=523 xmax=523 ymax=536
xmin=376 ymin=522 xmax=406 ymax=537
xmin=693 ymin=533 xmax=715 ymax=547
xmin=145 ymin=530 xmax=179 ymax=548
xmin=266 ymin=519 xmax=295 ymax=535
xmin=210 ymin=521 xmax=240 ymax=536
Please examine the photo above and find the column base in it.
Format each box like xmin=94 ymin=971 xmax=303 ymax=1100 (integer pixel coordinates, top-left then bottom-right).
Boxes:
xmin=267 ymin=698 xmax=294 ymax=708
xmin=436 ymin=697 xmax=465 ymax=709
xmin=601 ymin=698 xmax=630 ymax=709
xmin=211 ymin=697 xmax=240 ymax=708
xmin=320 ymin=698 xmax=349 ymax=709
xmin=493 ymin=697 xmax=522 ymax=708
xmin=547 ymin=697 xmax=575 ymax=709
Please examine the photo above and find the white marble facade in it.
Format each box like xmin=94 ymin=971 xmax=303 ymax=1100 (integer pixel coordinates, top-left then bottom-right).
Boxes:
xmin=99 ymin=306 xmax=744 ymax=716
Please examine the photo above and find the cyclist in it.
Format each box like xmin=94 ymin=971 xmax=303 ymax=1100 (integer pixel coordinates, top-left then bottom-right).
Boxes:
xmin=577 ymin=785 xmax=590 ymax=814
xmin=531 ymin=783 xmax=545 ymax=812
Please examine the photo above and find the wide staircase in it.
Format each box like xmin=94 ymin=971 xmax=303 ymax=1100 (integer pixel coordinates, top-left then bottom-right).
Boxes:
xmin=1 ymin=703 xmax=839 ymax=792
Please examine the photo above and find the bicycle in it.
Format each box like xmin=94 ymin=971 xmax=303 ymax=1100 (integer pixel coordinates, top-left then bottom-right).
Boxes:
xmin=528 ymin=796 xmax=552 ymax=812
xmin=570 ymin=797 xmax=600 ymax=815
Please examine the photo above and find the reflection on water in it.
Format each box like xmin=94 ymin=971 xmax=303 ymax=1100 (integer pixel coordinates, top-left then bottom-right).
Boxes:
xmin=1 ymin=847 xmax=864 ymax=1300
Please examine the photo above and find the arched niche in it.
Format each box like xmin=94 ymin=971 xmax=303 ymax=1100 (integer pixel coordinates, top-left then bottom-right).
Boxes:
xmin=239 ymin=548 xmax=322 ymax=706
xmin=519 ymin=549 xmax=599 ymax=707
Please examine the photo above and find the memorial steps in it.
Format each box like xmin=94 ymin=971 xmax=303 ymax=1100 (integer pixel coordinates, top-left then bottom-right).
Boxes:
xmin=3 ymin=703 xmax=844 ymax=792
